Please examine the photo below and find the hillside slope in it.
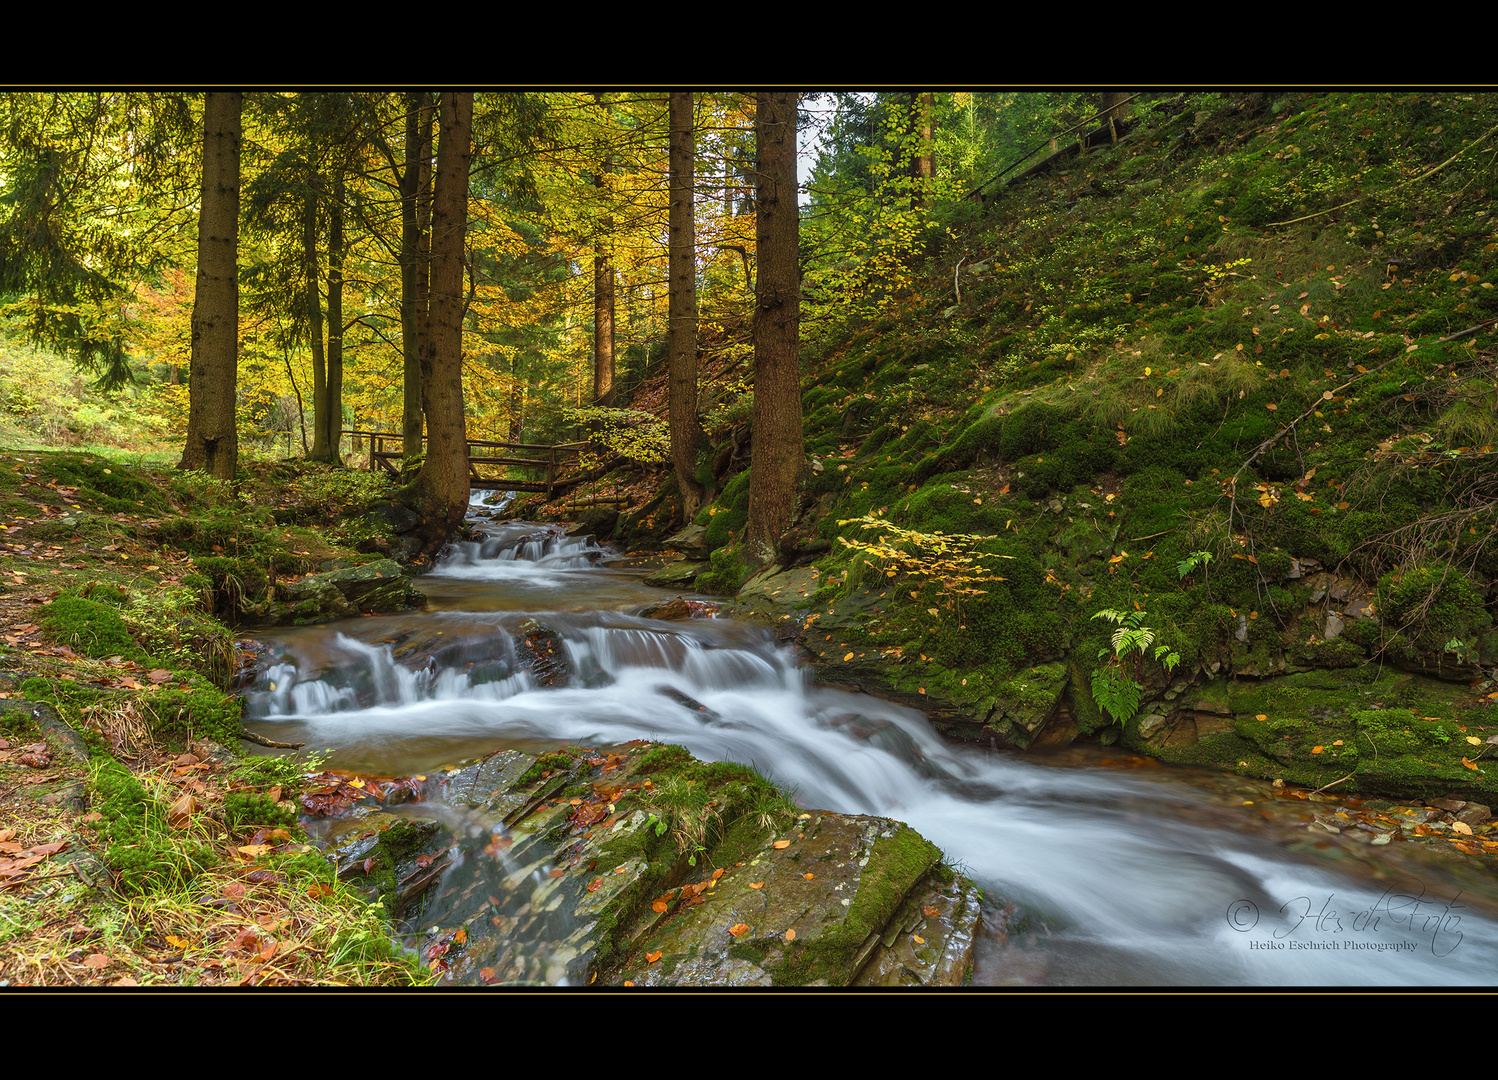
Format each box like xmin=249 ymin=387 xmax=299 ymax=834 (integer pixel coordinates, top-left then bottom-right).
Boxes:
xmin=684 ymin=90 xmax=1498 ymax=805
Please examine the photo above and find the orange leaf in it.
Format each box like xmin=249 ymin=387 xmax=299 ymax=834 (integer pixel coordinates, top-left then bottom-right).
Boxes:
xmin=83 ymin=954 xmax=109 ymax=969
xmin=803 ymin=872 xmax=814 ymax=880
xmin=785 ymin=929 xmax=796 ymax=941
xmin=1311 ymin=746 xmax=1324 ymax=754
xmin=922 ymin=905 xmax=939 ymax=917
xmin=454 ymin=927 xmax=467 ymax=945
xmin=1462 ymin=757 xmax=1482 ymax=771
xmin=728 ymin=923 xmax=750 ymax=937
xmin=749 ymin=882 xmax=764 ymax=889
xmin=646 ymin=950 xmax=663 ymax=963
xmin=586 ymin=877 xmax=602 ymax=893
xmin=913 ymin=934 xmax=925 ymax=944
xmin=711 ymin=868 xmax=725 ymax=881
xmin=773 ymin=840 xmax=791 ymax=849
xmin=651 ymin=899 xmax=670 ymax=913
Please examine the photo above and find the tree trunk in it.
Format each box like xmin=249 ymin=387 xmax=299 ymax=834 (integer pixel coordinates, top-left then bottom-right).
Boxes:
xmin=668 ymin=91 xmax=708 ymax=521
xmin=411 ymin=91 xmax=473 ymax=554
xmin=912 ymin=92 xmax=933 ymax=212
xmin=593 ymin=93 xmax=616 ymax=407
xmin=745 ymin=92 xmax=803 ymax=566
xmin=323 ymin=174 xmax=344 ymax=464
xmin=401 ymin=93 xmax=433 ymax=459
xmin=1100 ymin=91 xmax=1130 ymax=143
xmin=303 ymin=183 xmax=332 ymax=462
xmin=178 ymin=91 xmax=241 ymax=481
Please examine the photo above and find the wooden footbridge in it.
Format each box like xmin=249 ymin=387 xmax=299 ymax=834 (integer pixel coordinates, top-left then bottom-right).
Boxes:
xmin=348 ymin=431 xmax=595 ymax=497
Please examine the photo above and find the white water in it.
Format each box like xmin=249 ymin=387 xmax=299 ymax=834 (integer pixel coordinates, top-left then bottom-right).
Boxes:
xmin=244 ymin=515 xmax=1498 ymax=986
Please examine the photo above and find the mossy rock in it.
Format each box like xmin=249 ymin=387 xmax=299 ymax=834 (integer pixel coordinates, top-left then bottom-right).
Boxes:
xmin=38 ymin=595 xmax=146 ymax=661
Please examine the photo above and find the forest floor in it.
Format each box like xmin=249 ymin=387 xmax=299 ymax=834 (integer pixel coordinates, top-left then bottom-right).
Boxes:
xmin=0 ymin=450 xmax=429 ymax=987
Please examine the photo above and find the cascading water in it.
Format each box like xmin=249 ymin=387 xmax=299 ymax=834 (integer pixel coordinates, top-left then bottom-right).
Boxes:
xmin=244 ymin=514 xmax=1498 ymax=986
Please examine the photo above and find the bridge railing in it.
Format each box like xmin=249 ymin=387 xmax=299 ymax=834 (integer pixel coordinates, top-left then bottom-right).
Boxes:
xmin=343 ymin=431 xmax=591 ymax=497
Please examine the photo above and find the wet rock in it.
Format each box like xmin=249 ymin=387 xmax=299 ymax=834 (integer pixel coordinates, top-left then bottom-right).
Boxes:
xmin=566 ymin=508 xmax=619 ymax=542
xmin=344 ymin=743 xmax=976 ymax=988
xmin=1457 ymin=805 xmax=1492 ymax=827
xmin=642 ymin=560 xmax=708 ymax=588
xmin=1324 ymin=613 xmax=1346 ymax=640
xmin=736 ymin=565 xmax=822 ymax=618
xmin=284 ymin=559 xmax=425 ymax=624
xmin=638 ymin=596 xmax=692 ymax=621
xmin=615 ymin=813 xmax=952 ymax=987
xmin=663 ymin=522 xmax=708 ymax=557
xmin=851 ymin=873 xmax=982 ymax=987
xmin=515 ymin=620 xmax=571 ymax=688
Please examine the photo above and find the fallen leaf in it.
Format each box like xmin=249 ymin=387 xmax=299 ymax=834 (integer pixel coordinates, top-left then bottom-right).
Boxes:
xmin=922 ymin=905 xmax=939 ymax=917
xmin=646 ymin=950 xmax=663 ymax=963
xmin=82 ymin=954 xmax=109 ymax=969
xmin=749 ymin=881 xmax=764 ymax=889
xmin=728 ymin=923 xmax=750 ymax=937
xmin=803 ymin=872 xmax=814 ymax=880
xmin=913 ymin=934 xmax=925 ymax=944
xmin=784 ymin=929 xmax=796 ymax=942
xmin=1452 ymin=821 xmax=1474 ymax=835
xmin=773 ymin=840 xmax=791 ymax=849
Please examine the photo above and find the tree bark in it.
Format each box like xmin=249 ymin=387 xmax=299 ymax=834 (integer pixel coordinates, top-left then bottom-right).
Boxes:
xmin=411 ymin=91 xmax=473 ymax=554
xmin=322 ymin=173 xmax=344 ymax=464
xmin=912 ymin=92 xmax=933 ymax=212
xmin=178 ymin=91 xmax=241 ymax=480
xmin=668 ymin=91 xmax=708 ymax=521
xmin=303 ymin=182 xmax=331 ymax=461
xmin=400 ymin=93 xmax=433 ymax=458
xmin=592 ymin=92 xmax=616 ymax=407
xmin=745 ymin=92 xmax=803 ymax=565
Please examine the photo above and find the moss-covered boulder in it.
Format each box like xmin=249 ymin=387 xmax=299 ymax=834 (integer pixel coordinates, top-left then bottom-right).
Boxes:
xmin=325 ymin=742 xmax=978 ymax=987
xmin=282 ymin=559 xmax=425 ymax=624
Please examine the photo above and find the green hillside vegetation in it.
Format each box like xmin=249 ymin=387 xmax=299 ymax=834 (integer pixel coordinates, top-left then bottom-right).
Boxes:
xmin=671 ymin=90 xmax=1498 ymax=802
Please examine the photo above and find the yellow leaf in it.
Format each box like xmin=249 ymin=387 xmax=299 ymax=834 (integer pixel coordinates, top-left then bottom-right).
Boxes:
xmin=803 ymin=872 xmax=815 ymax=880
xmin=1311 ymin=746 xmax=1324 ymax=754
xmin=913 ymin=934 xmax=926 ymax=944
xmin=773 ymin=840 xmax=791 ymax=849
xmin=1466 ymin=736 xmax=1482 ymax=745
xmin=728 ymin=923 xmax=750 ymax=937
xmin=843 ymin=653 xmax=853 ymax=661
xmin=785 ymin=929 xmax=796 ymax=941
xmin=1256 ymin=714 xmax=1268 ymax=721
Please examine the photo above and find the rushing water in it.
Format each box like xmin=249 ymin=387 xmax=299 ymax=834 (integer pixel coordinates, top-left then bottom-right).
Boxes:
xmin=243 ymin=497 xmax=1498 ymax=986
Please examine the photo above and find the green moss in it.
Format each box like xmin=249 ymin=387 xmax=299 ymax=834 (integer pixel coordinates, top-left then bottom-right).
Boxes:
xmin=518 ymin=750 xmax=576 ymax=786
xmin=87 ymin=758 xmax=218 ymax=895
xmin=38 ymin=595 xmax=146 ymax=661
xmin=771 ymin=825 xmax=940 ymax=987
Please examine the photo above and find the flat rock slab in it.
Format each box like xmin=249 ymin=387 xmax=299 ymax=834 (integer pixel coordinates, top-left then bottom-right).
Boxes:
xmin=614 ymin=811 xmax=954 ymax=987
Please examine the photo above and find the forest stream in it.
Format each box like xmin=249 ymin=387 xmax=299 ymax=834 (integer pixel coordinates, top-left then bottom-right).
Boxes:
xmin=239 ymin=496 xmax=1498 ymax=987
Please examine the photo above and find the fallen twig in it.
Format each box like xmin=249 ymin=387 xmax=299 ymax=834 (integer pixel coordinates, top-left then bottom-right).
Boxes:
xmin=242 ymin=730 xmax=305 ymax=750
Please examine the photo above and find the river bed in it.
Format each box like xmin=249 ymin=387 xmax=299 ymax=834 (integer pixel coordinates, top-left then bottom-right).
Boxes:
xmin=241 ymin=506 xmax=1498 ymax=987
